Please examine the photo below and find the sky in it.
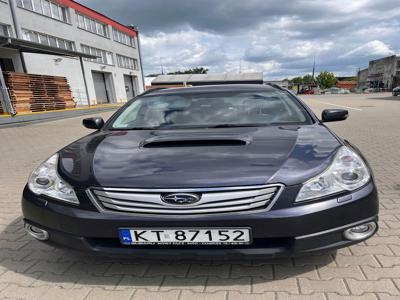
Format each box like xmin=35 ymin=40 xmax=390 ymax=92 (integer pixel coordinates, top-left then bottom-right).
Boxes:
xmin=78 ymin=0 xmax=400 ymax=80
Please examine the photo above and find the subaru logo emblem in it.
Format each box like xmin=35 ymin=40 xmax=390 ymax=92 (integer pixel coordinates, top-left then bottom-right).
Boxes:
xmin=161 ymin=193 xmax=201 ymax=205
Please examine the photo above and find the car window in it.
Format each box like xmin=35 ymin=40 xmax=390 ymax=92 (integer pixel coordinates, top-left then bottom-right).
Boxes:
xmin=111 ymin=91 xmax=313 ymax=129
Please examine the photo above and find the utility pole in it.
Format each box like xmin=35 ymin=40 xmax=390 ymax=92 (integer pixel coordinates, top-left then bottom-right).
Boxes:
xmin=160 ymin=57 xmax=164 ymax=75
xmin=312 ymin=55 xmax=316 ymax=81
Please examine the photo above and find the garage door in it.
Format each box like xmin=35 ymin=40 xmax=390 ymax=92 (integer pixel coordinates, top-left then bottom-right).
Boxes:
xmin=124 ymin=75 xmax=134 ymax=100
xmin=92 ymin=72 xmax=109 ymax=104
xmin=124 ymin=75 xmax=139 ymax=100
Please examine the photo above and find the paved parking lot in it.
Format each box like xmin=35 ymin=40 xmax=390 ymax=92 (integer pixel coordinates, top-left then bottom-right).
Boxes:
xmin=0 ymin=93 xmax=399 ymax=299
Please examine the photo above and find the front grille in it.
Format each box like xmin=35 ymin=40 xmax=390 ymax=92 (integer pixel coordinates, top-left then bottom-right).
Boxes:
xmin=87 ymin=184 xmax=283 ymax=215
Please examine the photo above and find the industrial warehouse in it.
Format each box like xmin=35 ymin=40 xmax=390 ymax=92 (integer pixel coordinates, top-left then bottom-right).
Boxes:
xmin=357 ymin=55 xmax=400 ymax=90
xmin=0 ymin=0 xmax=145 ymax=115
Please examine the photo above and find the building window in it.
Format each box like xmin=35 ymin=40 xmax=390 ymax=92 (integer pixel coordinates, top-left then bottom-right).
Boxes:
xmin=17 ymin=0 xmax=70 ymax=23
xmin=81 ymin=44 xmax=114 ymax=65
xmin=76 ymin=13 xmax=109 ymax=38
xmin=0 ymin=23 xmax=12 ymax=37
xmin=22 ymin=28 xmax=75 ymax=51
xmin=33 ymin=0 xmax=42 ymax=13
xmin=116 ymin=54 xmax=138 ymax=70
xmin=112 ymin=28 xmax=135 ymax=47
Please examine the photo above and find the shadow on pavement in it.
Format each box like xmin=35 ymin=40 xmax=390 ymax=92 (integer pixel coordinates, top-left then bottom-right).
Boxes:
xmin=0 ymin=217 xmax=336 ymax=287
xmin=367 ymin=95 xmax=400 ymax=101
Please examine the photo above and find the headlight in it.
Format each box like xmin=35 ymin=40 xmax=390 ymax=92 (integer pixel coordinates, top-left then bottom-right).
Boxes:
xmin=296 ymin=146 xmax=370 ymax=202
xmin=28 ymin=153 xmax=79 ymax=204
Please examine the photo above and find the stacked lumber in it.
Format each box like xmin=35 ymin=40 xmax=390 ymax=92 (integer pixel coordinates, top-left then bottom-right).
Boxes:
xmin=0 ymin=72 xmax=76 ymax=114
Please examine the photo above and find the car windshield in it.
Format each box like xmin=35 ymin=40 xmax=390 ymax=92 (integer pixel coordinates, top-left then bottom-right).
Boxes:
xmin=111 ymin=90 xmax=313 ymax=129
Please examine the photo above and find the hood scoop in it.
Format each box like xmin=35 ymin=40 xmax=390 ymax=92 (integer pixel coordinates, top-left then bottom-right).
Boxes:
xmin=141 ymin=135 xmax=250 ymax=148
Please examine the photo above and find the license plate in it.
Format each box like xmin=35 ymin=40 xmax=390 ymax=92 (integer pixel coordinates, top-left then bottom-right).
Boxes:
xmin=119 ymin=228 xmax=252 ymax=245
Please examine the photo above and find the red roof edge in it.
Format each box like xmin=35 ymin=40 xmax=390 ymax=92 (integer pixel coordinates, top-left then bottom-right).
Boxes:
xmin=55 ymin=0 xmax=137 ymax=37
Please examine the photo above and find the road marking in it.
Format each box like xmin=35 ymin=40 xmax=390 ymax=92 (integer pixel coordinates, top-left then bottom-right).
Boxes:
xmin=310 ymin=100 xmax=363 ymax=111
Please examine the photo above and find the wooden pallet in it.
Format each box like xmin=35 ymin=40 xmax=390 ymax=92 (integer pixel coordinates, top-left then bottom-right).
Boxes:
xmin=0 ymin=72 xmax=76 ymax=114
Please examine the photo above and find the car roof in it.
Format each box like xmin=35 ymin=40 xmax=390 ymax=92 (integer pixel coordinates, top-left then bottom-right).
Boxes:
xmin=143 ymin=84 xmax=280 ymax=96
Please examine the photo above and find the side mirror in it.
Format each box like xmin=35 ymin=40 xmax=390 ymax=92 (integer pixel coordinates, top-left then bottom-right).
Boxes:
xmin=321 ymin=109 xmax=348 ymax=122
xmin=83 ymin=117 xmax=104 ymax=129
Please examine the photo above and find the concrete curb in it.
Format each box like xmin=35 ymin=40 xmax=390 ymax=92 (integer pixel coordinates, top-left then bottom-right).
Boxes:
xmin=0 ymin=106 xmax=119 ymax=128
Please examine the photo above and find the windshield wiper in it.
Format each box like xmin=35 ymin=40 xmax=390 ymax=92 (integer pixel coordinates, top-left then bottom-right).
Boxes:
xmin=116 ymin=124 xmax=272 ymax=130
xmin=119 ymin=126 xmax=163 ymax=130
xmin=207 ymin=123 xmax=263 ymax=128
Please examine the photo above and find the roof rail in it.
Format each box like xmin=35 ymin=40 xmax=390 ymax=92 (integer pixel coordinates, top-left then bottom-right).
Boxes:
xmin=265 ymin=83 xmax=285 ymax=91
xmin=139 ymin=88 xmax=167 ymax=96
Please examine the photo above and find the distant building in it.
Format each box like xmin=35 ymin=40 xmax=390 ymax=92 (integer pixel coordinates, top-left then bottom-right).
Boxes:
xmin=145 ymin=76 xmax=156 ymax=89
xmin=357 ymin=55 xmax=400 ymax=90
xmin=336 ymin=81 xmax=357 ymax=90
xmin=357 ymin=68 xmax=369 ymax=89
xmin=151 ymin=73 xmax=263 ymax=87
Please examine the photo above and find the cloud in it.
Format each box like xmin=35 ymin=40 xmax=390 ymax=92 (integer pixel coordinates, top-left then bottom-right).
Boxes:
xmin=244 ymin=41 xmax=333 ymax=63
xmin=141 ymin=30 xmax=229 ymax=74
xmin=78 ymin=0 xmax=400 ymax=79
xmin=341 ymin=40 xmax=395 ymax=58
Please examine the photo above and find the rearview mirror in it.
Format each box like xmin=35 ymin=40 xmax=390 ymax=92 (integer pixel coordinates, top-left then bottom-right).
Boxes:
xmin=321 ymin=109 xmax=348 ymax=122
xmin=83 ymin=117 xmax=104 ymax=129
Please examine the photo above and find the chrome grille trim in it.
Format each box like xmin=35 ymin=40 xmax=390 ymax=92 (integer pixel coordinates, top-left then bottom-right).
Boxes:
xmin=87 ymin=184 xmax=284 ymax=215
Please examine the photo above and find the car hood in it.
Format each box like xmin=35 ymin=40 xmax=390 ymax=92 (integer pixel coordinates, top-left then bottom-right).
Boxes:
xmin=59 ymin=125 xmax=341 ymax=188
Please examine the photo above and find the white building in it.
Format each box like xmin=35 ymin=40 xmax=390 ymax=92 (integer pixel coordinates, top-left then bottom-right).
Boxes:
xmin=0 ymin=0 xmax=145 ymax=106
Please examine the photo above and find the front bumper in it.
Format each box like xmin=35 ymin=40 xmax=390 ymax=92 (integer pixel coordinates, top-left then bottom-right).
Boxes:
xmin=21 ymin=182 xmax=379 ymax=258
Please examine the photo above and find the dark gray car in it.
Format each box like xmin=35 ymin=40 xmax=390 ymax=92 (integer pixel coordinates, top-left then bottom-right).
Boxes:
xmin=22 ymin=84 xmax=378 ymax=258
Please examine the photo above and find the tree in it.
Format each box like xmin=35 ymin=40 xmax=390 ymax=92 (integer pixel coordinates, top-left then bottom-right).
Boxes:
xmin=290 ymin=76 xmax=304 ymax=84
xmin=316 ymin=71 xmax=337 ymax=89
xmin=288 ymin=74 xmax=314 ymax=84
xmin=146 ymin=73 xmax=162 ymax=77
xmin=302 ymin=74 xmax=314 ymax=84
xmin=168 ymin=67 xmax=208 ymax=75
